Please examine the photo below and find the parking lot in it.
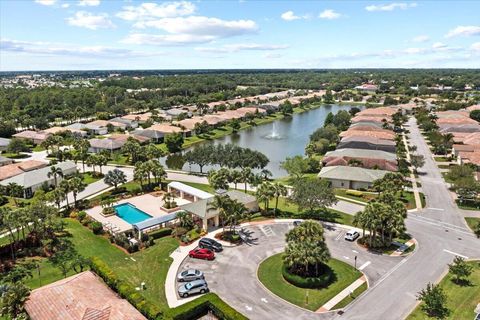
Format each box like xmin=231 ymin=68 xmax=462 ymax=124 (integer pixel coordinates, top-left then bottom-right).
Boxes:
xmin=176 ymin=221 xmax=403 ymax=319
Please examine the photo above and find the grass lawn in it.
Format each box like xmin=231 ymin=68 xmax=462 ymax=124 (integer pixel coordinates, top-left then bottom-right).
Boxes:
xmin=437 ymin=164 xmax=452 ymax=169
xmin=434 ymin=156 xmax=452 ymax=162
xmin=2 ymin=152 xmax=30 ymax=159
xmin=79 ymin=172 xmax=103 ymax=185
xmin=258 ymin=253 xmax=363 ymax=311
xmin=332 ymin=282 xmax=368 ymax=309
xmin=23 ymin=219 xmax=179 ymax=310
xmin=465 ymin=217 xmax=480 ymax=231
xmin=442 ymin=172 xmax=455 ymax=184
xmin=407 ymin=261 xmax=480 ymax=320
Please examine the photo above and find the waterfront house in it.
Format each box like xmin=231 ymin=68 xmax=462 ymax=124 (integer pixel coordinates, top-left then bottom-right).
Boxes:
xmin=337 ymin=135 xmax=396 ymax=153
xmin=88 ymin=138 xmax=124 ymax=153
xmin=318 ymin=165 xmax=389 ymax=190
xmin=322 ymin=148 xmax=398 ymax=171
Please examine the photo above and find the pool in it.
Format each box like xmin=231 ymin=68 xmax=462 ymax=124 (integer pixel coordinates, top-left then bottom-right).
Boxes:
xmin=114 ymin=203 xmax=152 ymax=224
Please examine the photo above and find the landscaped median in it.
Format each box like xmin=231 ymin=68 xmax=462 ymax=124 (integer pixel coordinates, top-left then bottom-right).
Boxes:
xmin=257 ymin=253 xmax=365 ymax=312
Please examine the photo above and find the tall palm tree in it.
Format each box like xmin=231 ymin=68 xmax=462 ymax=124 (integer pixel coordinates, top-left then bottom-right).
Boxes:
xmin=240 ymin=167 xmax=253 ymax=192
xmin=210 ymin=195 xmax=232 ymax=233
xmin=47 ymin=187 xmax=66 ymax=209
xmin=69 ymin=177 xmax=86 ymax=208
xmin=150 ymin=160 xmax=166 ymax=187
xmin=59 ymin=179 xmax=71 ymax=209
xmin=272 ymin=182 xmax=288 ymax=217
xmin=134 ymin=162 xmax=148 ymax=190
xmin=255 ymin=182 xmax=275 ymax=213
xmin=7 ymin=183 xmax=24 ymax=205
xmin=47 ymin=166 xmax=64 ymax=188
xmin=228 ymin=170 xmax=242 ymax=190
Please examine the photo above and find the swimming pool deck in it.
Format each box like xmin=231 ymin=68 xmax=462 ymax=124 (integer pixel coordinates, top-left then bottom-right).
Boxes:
xmin=86 ymin=194 xmax=190 ymax=233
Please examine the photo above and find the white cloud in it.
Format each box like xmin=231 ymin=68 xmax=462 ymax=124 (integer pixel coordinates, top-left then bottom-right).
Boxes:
xmin=281 ymin=11 xmax=301 ymax=21
xmin=365 ymin=2 xmax=417 ymax=12
xmin=117 ymin=1 xmax=196 ymax=21
xmin=412 ymin=35 xmax=429 ymax=43
xmin=263 ymin=53 xmax=282 ymax=59
xmin=78 ymin=0 xmax=100 ymax=7
xmin=195 ymin=43 xmax=289 ymax=53
xmin=404 ymin=47 xmax=424 ymax=54
xmin=432 ymin=42 xmax=447 ymax=49
xmin=446 ymin=26 xmax=480 ymax=38
xmin=66 ymin=11 xmax=115 ymax=30
xmin=34 ymin=0 xmax=56 ymax=5
xmin=472 ymin=42 xmax=480 ymax=52
xmin=319 ymin=9 xmax=341 ymax=20
xmin=122 ymin=16 xmax=257 ymax=45
xmin=61 ymin=3 xmax=70 ymax=8
xmin=0 ymin=38 xmax=158 ymax=58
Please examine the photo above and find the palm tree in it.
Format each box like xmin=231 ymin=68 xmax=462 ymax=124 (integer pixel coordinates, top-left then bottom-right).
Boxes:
xmin=86 ymin=154 xmax=96 ymax=175
xmin=255 ymin=182 xmax=275 ymax=213
xmin=134 ymin=162 xmax=148 ymax=190
xmin=7 ymin=183 xmax=24 ymax=205
xmin=59 ymin=179 xmax=71 ymax=208
xmin=210 ymin=195 xmax=232 ymax=233
xmin=150 ymin=160 xmax=166 ymax=187
xmin=260 ymin=169 xmax=273 ymax=181
xmin=69 ymin=177 xmax=86 ymax=208
xmin=240 ymin=167 xmax=253 ymax=192
xmin=96 ymin=154 xmax=108 ymax=175
xmin=272 ymin=182 xmax=288 ymax=217
xmin=228 ymin=170 xmax=242 ymax=190
xmin=175 ymin=210 xmax=193 ymax=229
xmin=73 ymin=139 xmax=90 ymax=173
xmin=47 ymin=187 xmax=66 ymax=209
xmin=47 ymin=166 xmax=64 ymax=188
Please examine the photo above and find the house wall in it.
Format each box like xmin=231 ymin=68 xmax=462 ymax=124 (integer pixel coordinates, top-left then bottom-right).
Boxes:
xmin=327 ymin=178 xmax=372 ymax=190
xmin=337 ymin=141 xmax=396 ymax=153
xmin=351 ymin=181 xmax=373 ymax=190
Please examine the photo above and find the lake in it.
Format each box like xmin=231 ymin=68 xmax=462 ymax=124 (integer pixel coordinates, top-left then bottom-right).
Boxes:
xmin=163 ymin=104 xmax=362 ymax=178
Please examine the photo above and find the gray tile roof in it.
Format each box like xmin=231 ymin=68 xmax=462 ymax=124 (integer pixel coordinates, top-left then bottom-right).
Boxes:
xmin=0 ymin=161 xmax=77 ymax=188
xmin=88 ymin=138 xmax=124 ymax=150
xmin=318 ymin=166 xmax=389 ymax=183
xmin=0 ymin=137 xmax=11 ymax=147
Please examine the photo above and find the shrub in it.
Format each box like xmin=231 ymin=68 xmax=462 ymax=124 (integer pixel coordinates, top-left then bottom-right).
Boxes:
xmin=90 ymin=221 xmax=103 ymax=234
xmin=186 ymin=229 xmax=200 ymax=242
xmin=281 ymin=263 xmax=333 ymax=289
xmin=148 ymin=228 xmax=172 ymax=239
xmin=69 ymin=211 xmax=78 ymax=219
xmin=346 ymin=190 xmax=363 ymax=197
xmin=77 ymin=211 xmax=87 ymax=221
xmin=102 ymin=206 xmax=115 ymax=216
xmin=173 ymin=227 xmax=187 ymax=238
xmin=169 ymin=293 xmax=248 ymax=320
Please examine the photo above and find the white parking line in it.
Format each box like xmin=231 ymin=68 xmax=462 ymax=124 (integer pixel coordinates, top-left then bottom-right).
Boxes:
xmin=428 ymin=207 xmax=444 ymax=211
xmin=261 ymin=298 xmax=268 ymax=303
xmin=358 ymin=261 xmax=371 ymax=271
xmin=335 ymin=232 xmax=343 ymax=241
xmin=343 ymin=256 xmax=350 ymax=260
xmin=245 ymin=305 xmax=252 ymax=311
xmin=443 ymin=249 xmax=469 ymax=259
xmin=352 ymin=250 xmax=359 ymax=253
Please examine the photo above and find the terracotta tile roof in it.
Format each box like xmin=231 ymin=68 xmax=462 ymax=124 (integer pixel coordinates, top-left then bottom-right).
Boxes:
xmin=356 ymin=107 xmax=397 ymax=117
xmin=452 ymin=132 xmax=471 ymax=143
xmin=42 ymin=126 xmax=86 ymax=135
xmin=438 ymin=123 xmax=480 ymax=133
xmin=458 ymin=151 xmax=480 ymax=166
xmin=25 ymin=271 xmax=146 ymax=320
xmin=109 ymin=134 xmax=151 ymax=144
xmin=452 ymin=144 xmax=480 ymax=154
xmin=340 ymin=129 xmax=396 ymax=140
xmin=436 ymin=117 xmax=477 ymax=125
xmin=435 ymin=110 xmax=470 ymax=119
xmin=462 ymin=132 xmax=480 ymax=145
xmin=149 ymin=123 xmax=185 ymax=133
xmin=346 ymin=125 xmax=393 ymax=133
xmin=121 ymin=112 xmax=152 ymax=122
xmin=322 ymin=156 xmax=397 ymax=171
xmin=0 ymin=160 xmax=47 ymax=181
xmin=13 ymin=130 xmax=50 ymax=141
xmin=351 ymin=115 xmax=391 ymax=123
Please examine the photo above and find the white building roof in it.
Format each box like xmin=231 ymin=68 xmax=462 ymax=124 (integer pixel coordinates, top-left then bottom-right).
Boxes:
xmin=167 ymin=181 xmax=213 ymax=200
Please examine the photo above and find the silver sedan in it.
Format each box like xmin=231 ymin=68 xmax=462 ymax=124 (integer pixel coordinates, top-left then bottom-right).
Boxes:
xmin=177 ymin=269 xmax=204 ymax=282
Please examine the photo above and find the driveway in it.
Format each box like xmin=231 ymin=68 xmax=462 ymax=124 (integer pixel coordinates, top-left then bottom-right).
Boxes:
xmin=178 ymin=222 xmax=400 ymax=320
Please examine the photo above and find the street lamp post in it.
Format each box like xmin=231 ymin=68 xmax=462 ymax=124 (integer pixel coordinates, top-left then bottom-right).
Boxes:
xmin=354 ymin=255 xmax=358 ymax=269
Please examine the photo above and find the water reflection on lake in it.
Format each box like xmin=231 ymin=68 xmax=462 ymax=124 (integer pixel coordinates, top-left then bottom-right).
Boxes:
xmin=162 ymin=104 xmax=362 ymax=178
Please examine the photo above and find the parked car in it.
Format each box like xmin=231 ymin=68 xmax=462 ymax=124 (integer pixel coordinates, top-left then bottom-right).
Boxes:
xmin=177 ymin=269 xmax=204 ymax=282
xmin=345 ymin=230 xmax=360 ymax=241
xmin=178 ymin=279 xmax=209 ymax=298
xmin=189 ymin=248 xmax=215 ymax=260
xmin=199 ymin=238 xmax=223 ymax=252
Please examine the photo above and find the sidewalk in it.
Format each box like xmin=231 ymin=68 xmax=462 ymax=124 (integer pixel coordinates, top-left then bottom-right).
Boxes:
xmin=402 ymin=130 xmax=423 ymax=210
xmin=316 ymin=275 xmax=367 ymax=312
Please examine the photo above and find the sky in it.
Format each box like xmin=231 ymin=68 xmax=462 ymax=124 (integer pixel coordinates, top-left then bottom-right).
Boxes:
xmin=0 ymin=0 xmax=479 ymax=71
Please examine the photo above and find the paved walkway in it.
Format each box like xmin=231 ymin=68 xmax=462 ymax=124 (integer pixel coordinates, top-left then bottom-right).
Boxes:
xmin=317 ymin=275 xmax=367 ymax=312
xmin=402 ymin=130 xmax=423 ymax=210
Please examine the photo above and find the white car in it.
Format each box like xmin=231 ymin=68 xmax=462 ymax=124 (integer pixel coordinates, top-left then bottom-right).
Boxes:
xmin=345 ymin=230 xmax=360 ymax=241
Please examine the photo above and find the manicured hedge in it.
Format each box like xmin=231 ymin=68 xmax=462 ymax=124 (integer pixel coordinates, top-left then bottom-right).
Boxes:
xmin=281 ymin=263 xmax=333 ymax=289
xmin=89 ymin=257 xmax=162 ymax=319
xmin=148 ymin=228 xmax=173 ymax=239
xmin=168 ymin=293 xmax=248 ymax=320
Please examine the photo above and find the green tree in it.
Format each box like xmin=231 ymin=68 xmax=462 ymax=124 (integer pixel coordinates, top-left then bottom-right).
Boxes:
xmin=229 ymin=119 xmax=241 ymax=133
xmin=280 ymin=155 xmax=309 ymax=181
xmin=0 ymin=283 xmax=30 ymax=319
xmin=47 ymin=166 xmax=64 ymax=188
xmin=6 ymin=138 xmax=29 ymax=155
xmin=410 ymin=154 xmax=425 ymax=173
xmin=272 ymin=182 xmax=288 ymax=216
xmin=372 ymin=172 xmax=406 ymax=196
xmin=469 ymin=110 xmax=480 ymax=122
xmin=165 ymin=133 xmax=184 ymax=153
xmin=283 ymin=220 xmax=330 ymax=277
xmin=255 ymin=182 xmax=275 ymax=213
xmin=69 ymin=176 xmax=86 ymax=208
xmin=73 ymin=139 xmax=90 ymax=173
xmin=417 ymin=283 xmax=449 ymax=319
xmin=103 ymin=169 xmax=127 ymax=191
xmin=289 ymin=178 xmax=337 ymax=213
xmin=208 ymin=168 xmax=230 ymax=190
xmin=448 ymin=256 xmax=473 ymax=284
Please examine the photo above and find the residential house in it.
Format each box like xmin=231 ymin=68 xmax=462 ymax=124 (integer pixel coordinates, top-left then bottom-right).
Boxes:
xmin=109 ymin=133 xmax=151 ymax=144
xmin=132 ymin=129 xmax=165 ymax=143
xmin=0 ymin=137 xmax=11 ymax=151
xmin=12 ymin=130 xmax=50 ymax=145
xmin=148 ymin=123 xmax=190 ymax=137
xmin=88 ymin=138 xmax=124 ymax=153
xmin=318 ymin=166 xmax=389 ymax=190
xmin=438 ymin=123 xmax=480 ymax=134
xmin=25 ymin=271 xmax=146 ymax=320
xmin=0 ymin=160 xmax=47 ymax=181
xmin=355 ymin=106 xmax=397 ymax=118
xmin=83 ymin=120 xmax=108 ymax=135
xmin=110 ymin=117 xmax=139 ymax=129
xmin=0 ymin=161 xmax=77 ymax=198
xmin=337 ymin=136 xmax=396 ymax=153
xmin=322 ymin=148 xmax=397 ymax=171
xmin=452 ymin=144 xmax=480 ymax=157
xmin=351 ymin=115 xmax=391 ymax=124
xmin=42 ymin=126 xmax=87 ymax=137
xmin=339 ymin=129 xmax=396 ymax=141
xmin=121 ymin=112 xmax=152 ymax=123
xmin=354 ymin=84 xmax=378 ymax=92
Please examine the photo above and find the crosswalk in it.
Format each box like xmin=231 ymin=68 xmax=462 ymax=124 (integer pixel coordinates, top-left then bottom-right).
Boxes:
xmin=259 ymin=225 xmax=275 ymax=237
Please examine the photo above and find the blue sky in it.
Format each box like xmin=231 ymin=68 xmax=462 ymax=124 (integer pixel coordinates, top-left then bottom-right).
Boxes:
xmin=1 ymin=0 xmax=479 ymax=71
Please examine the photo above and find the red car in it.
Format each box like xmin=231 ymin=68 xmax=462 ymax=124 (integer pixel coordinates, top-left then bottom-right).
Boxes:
xmin=189 ymin=248 xmax=215 ymax=260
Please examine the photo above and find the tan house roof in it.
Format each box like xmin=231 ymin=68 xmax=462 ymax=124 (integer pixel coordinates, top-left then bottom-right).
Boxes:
xmin=13 ymin=130 xmax=50 ymax=141
xmin=436 ymin=117 xmax=477 ymax=125
xmin=25 ymin=271 xmax=146 ymax=320
xmin=463 ymin=132 xmax=480 ymax=145
xmin=458 ymin=151 xmax=480 ymax=166
xmin=109 ymin=134 xmax=151 ymax=144
xmin=121 ymin=112 xmax=152 ymax=122
xmin=340 ymin=129 xmax=395 ymax=140
xmin=42 ymin=126 xmax=85 ymax=135
xmin=351 ymin=116 xmax=391 ymax=123
xmin=356 ymin=107 xmax=397 ymax=117
xmin=0 ymin=160 xmax=47 ymax=181
xmin=149 ymin=123 xmax=185 ymax=134
xmin=347 ymin=125 xmax=393 ymax=133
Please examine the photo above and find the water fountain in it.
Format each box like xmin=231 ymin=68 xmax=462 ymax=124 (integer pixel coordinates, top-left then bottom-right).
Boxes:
xmin=265 ymin=122 xmax=282 ymax=139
